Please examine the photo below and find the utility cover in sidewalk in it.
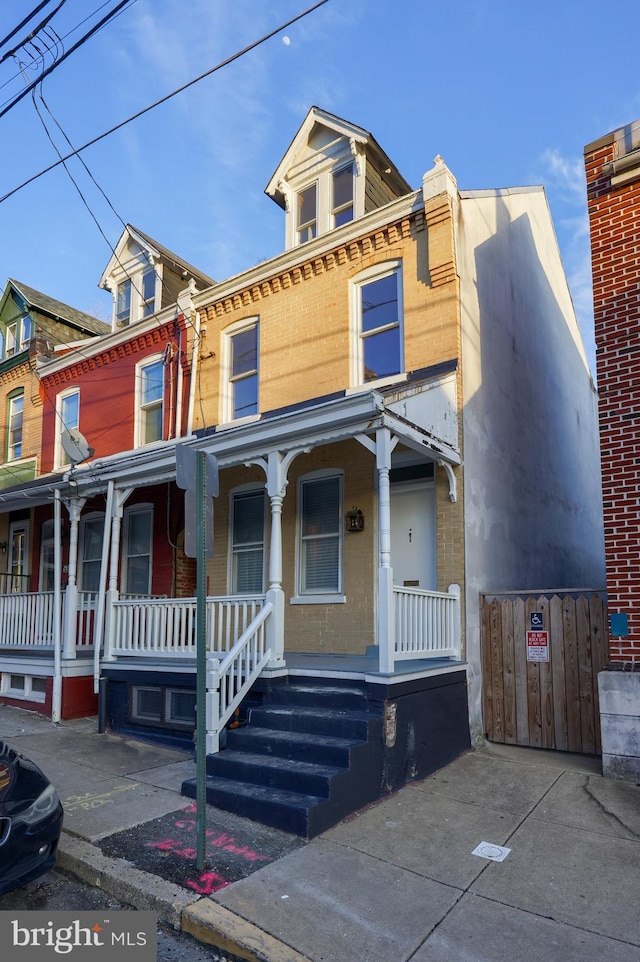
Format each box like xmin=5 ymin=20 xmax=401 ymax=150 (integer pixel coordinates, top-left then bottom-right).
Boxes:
xmin=472 ymin=841 xmax=511 ymax=862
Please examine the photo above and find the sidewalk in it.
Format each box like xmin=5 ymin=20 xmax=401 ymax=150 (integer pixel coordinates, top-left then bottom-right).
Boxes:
xmin=1 ymin=702 xmax=639 ymax=962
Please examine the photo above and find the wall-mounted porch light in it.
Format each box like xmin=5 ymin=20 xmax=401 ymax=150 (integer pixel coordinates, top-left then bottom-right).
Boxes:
xmin=345 ymin=507 xmax=364 ymax=532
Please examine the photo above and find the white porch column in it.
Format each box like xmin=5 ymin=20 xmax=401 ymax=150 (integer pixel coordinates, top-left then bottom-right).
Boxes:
xmin=101 ymin=487 xmax=132 ymax=665
xmin=376 ymin=428 xmax=396 ymax=674
xmin=259 ymin=447 xmax=308 ymax=669
xmin=62 ymin=498 xmax=85 ymax=659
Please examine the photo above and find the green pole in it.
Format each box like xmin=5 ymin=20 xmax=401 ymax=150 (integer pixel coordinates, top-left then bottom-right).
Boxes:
xmin=196 ymin=450 xmax=207 ymax=871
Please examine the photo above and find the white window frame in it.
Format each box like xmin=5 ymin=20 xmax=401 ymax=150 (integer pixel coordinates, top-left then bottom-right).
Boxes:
xmin=6 ymin=390 xmax=24 ymax=461
xmin=349 ymin=260 xmax=405 ymax=390
xmin=220 ymin=318 xmax=260 ymax=426
xmin=5 ymin=321 xmax=17 ymax=358
xmin=8 ymin=520 xmax=29 ymax=592
xmin=227 ymin=485 xmax=266 ymax=595
xmin=296 ymin=181 xmax=318 ymax=244
xmin=116 ymin=278 xmax=132 ymax=327
xmin=135 ymin=354 xmax=165 ymax=447
xmin=1 ymin=672 xmax=47 ymax=704
xmin=332 ymin=162 xmax=355 ymax=228
xmin=291 ymin=470 xmax=345 ymax=605
xmin=110 ymin=257 xmax=162 ymax=330
xmin=19 ymin=314 xmax=31 ymax=351
xmin=78 ymin=512 xmax=104 ymax=594
xmin=55 ymin=387 xmax=80 ymax=469
xmin=121 ymin=504 xmax=153 ymax=596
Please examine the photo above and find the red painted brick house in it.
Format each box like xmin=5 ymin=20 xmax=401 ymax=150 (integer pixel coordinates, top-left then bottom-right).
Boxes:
xmin=585 ymin=121 xmax=640 ymax=778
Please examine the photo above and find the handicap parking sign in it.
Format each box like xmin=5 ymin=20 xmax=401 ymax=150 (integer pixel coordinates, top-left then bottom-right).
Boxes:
xmin=529 ymin=611 xmax=544 ymax=630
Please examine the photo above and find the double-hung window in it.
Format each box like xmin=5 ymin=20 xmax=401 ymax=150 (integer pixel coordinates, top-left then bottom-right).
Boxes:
xmin=123 ymin=506 xmax=153 ymax=595
xmin=297 ymin=473 xmax=343 ymax=599
xmin=332 ymin=164 xmax=354 ymax=227
xmin=116 ymin=279 xmax=132 ymax=327
xmin=297 ymin=183 xmax=317 ymax=244
xmin=226 ymin=321 xmax=259 ymax=421
xmin=352 ymin=261 xmax=403 ymax=385
xmin=230 ymin=489 xmax=265 ymax=594
xmin=56 ymin=389 xmax=80 ymax=468
xmin=79 ymin=515 xmax=104 ymax=594
xmin=5 ymin=322 xmax=17 ymax=358
xmin=141 ymin=269 xmax=156 ymax=317
xmin=7 ymin=391 xmax=24 ymax=461
xmin=137 ymin=356 xmax=164 ymax=445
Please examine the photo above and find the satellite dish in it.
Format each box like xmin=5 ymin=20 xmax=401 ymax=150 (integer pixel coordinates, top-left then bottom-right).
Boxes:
xmin=61 ymin=428 xmax=94 ymax=465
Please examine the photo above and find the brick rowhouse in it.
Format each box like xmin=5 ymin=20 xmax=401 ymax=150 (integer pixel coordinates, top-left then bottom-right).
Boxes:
xmin=586 ymin=121 xmax=640 ymax=779
xmin=585 ymin=129 xmax=640 ymax=666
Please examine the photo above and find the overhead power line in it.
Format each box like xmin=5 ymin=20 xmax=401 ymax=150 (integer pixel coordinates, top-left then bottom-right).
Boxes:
xmin=0 ymin=0 xmax=55 ymax=50
xmin=0 ymin=0 xmax=133 ymax=119
xmin=0 ymin=0 xmax=331 ymax=207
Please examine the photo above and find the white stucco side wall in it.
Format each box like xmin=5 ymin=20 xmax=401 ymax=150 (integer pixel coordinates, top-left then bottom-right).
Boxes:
xmin=456 ymin=186 xmax=606 ymax=742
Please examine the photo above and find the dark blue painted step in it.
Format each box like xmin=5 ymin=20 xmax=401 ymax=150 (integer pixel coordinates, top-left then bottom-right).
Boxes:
xmin=247 ymin=705 xmax=373 ymax=739
xmin=263 ymin=683 xmax=374 ymax=712
xmin=223 ymin=725 xmax=362 ymax=767
xmin=205 ymin=750 xmax=345 ymax=797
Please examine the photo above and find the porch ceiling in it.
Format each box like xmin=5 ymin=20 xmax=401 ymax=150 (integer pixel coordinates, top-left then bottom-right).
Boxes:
xmin=0 ymin=373 xmax=460 ymax=510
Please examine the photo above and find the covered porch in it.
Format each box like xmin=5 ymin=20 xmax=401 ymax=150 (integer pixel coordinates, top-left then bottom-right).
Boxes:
xmin=0 ymin=370 xmax=465 ymax=741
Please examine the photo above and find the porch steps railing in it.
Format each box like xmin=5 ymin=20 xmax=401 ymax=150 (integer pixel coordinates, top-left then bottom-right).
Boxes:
xmin=205 ymin=601 xmax=273 ymax=754
xmin=393 ymin=584 xmax=461 ymax=662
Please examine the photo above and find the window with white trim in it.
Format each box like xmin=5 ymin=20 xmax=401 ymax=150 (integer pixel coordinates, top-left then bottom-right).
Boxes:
xmin=136 ymin=356 xmax=164 ymax=446
xmin=351 ymin=261 xmax=403 ymax=386
xmin=122 ymin=505 xmax=153 ymax=595
xmin=6 ymin=390 xmax=23 ymax=461
xmin=230 ymin=488 xmax=265 ymax=594
xmin=5 ymin=322 xmax=17 ymax=357
xmin=141 ymin=268 xmax=156 ymax=317
xmin=297 ymin=183 xmax=317 ymax=244
xmin=116 ymin=279 xmax=132 ymax=327
xmin=297 ymin=473 xmax=343 ymax=598
xmin=332 ymin=163 xmax=354 ymax=227
xmin=55 ymin=388 xmax=80 ymax=468
xmin=8 ymin=520 xmax=29 ymax=592
xmin=223 ymin=320 xmax=259 ymax=422
xmin=40 ymin=520 xmax=55 ymax=593
xmin=79 ymin=514 xmax=104 ymax=593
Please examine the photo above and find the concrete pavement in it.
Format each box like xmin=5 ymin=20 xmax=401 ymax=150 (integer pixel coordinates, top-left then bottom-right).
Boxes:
xmin=1 ymin=703 xmax=639 ymax=961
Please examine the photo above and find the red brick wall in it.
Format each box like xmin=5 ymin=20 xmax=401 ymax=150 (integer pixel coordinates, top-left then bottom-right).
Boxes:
xmin=586 ymin=136 xmax=640 ymax=663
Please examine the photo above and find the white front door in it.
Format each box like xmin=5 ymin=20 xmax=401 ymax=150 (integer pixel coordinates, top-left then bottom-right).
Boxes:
xmin=390 ymin=482 xmax=436 ymax=589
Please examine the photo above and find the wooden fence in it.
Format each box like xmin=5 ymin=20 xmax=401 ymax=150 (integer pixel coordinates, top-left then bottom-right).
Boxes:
xmin=481 ymin=592 xmax=608 ymax=755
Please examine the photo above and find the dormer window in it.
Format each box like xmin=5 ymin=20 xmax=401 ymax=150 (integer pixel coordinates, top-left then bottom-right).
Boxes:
xmin=297 ymin=184 xmax=317 ymax=244
xmin=332 ymin=164 xmax=354 ymax=227
xmin=116 ymin=279 xmax=131 ymax=327
xmin=142 ymin=268 xmax=156 ymax=317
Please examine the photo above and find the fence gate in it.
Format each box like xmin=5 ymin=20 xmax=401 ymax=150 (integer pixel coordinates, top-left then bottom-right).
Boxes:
xmin=481 ymin=592 xmax=608 ymax=755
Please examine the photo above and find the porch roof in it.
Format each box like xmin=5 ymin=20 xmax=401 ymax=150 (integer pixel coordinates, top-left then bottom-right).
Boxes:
xmin=0 ymin=365 xmax=459 ymax=510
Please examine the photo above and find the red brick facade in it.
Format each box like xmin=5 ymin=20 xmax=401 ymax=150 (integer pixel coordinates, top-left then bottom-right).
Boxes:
xmin=585 ymin=130 xmax=640 ymax=664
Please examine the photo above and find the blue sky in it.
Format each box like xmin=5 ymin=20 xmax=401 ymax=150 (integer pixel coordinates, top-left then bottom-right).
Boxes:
xmin=1 ymin=0 xmax=639 ymax=376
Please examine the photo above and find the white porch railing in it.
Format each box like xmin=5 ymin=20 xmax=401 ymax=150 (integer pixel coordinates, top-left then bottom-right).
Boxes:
xmin=107 ymin=594 xmax=266 ymax=657
xmin=0 ymin=591 xmax=56 ymax=647
xmin=393 ymin=584 xmax=461 ymax=662
xmin=206 ymin=601 xmax=273 ymax=754
xmin=76 ymin=591 xmax=98 ymax=649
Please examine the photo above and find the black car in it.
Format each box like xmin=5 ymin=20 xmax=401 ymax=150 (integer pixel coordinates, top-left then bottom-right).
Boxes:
xmin=0 ymin=740 xmax=63 ymax=895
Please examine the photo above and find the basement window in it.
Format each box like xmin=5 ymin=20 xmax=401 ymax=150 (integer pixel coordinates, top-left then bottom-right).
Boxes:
xmin=130 ymin=685 xmax=195 ymax=729
xmin=1 ymin=673 xmax=47 ymax=703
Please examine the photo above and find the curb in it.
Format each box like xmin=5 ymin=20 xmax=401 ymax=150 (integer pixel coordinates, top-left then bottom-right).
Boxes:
xmin=183 ymin=901 xmax=312 ymax=962
xmin=56 ymin=833 xmax=310 ymax=962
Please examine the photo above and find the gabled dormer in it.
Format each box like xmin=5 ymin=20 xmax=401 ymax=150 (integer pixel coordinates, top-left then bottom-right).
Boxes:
xmin=265 ymin=106 xmax=411 ymax=251
xmin=99 ymin=225 xmax=214 ymax=331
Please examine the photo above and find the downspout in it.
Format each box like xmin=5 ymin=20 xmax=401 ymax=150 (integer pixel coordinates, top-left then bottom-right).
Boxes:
xmin=187 ymin=309 xmax=201 ymax=435
xmin=52 ymin=488 xmax=63 ymax=723
xmin=175 ymin=319 xmax=184 ymax=439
